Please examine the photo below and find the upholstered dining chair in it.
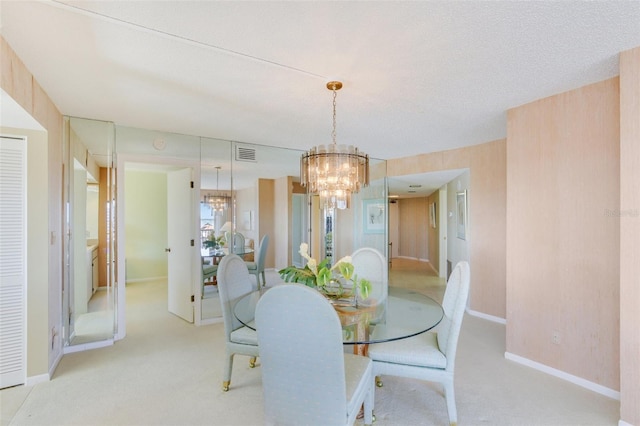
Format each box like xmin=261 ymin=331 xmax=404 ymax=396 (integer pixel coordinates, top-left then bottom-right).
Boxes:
xmin=201 ymin=260 xmax=217 ymax=298
xmin=216 ymin=254 xmax=259 ymax=391
xmin=255 ymin=284 xmax=375 ymax=426
xmin=224 ymin=231 xmax=246 ymax=254
xmin=351 ymin=247 xmax=388 ymax=322
xmin=367 ymin=261 xmax=470 ymax=426
xmin=245 ymin=234 xmax=269 ymax=289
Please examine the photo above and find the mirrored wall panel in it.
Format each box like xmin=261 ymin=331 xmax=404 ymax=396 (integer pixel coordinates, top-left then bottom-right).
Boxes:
xmin=64 ymin=117 xmax=116 ymax=347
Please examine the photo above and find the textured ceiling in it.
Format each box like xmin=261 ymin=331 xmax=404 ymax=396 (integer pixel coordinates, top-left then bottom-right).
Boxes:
xmin=2 ymin=0 xmax=639 ymax=164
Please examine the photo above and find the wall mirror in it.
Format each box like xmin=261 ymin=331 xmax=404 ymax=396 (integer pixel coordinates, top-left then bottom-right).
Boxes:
xmin=63 ymin=117 xmax=116 ymax=347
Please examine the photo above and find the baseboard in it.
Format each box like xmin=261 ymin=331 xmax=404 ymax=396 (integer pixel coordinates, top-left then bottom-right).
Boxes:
xmin=48 ymin=349 xmax=64 ymax=380
xmin=198 ymin=317 xmax=223 ymax=326
xmin=466 ymin=308 xmax=506 ymax=324
xmin=396 ymin=256 xmax=429 ymax=262
xmin=504 ymin=351 xmax=620 ymax=400
xmin=25 ymin=373 xmax=50 ymax=386
xmin=618 ymin=420 xmax=633 ymax=426
xmin=125 ymin=276 xmax=167 ymax=284
xmin=63 ymin=339 xmax=113 ymax=354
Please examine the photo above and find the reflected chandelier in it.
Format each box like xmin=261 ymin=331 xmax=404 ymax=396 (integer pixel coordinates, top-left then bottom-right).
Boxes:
xmin=300 ymin=81 xmax=369 ymax=210
xmin=204 ymin=166 xmax=231 ymax=212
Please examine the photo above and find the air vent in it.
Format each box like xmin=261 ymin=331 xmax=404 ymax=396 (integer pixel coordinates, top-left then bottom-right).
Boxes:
xmin=235 ymin=145 xmax=257 ymax=162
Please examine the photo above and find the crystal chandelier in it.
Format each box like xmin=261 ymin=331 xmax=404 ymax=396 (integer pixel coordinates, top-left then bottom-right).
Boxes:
xmin=204 ymin=166 xmax=231 ymax=212
xmin=300 ymin=81 xmax=369 ymax=210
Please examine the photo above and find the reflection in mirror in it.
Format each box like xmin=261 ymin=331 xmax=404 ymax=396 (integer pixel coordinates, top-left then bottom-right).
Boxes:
xmin=199 ymin=140 xmax=306 ymax=322
xmin=115 ymin=127 xmax=201 ymax=330
xmin=64 ymin=117 xmax=116 ymax=347
xmin=299 ymin=158 xmax=388 ymax=272
xmin=200 ymin=138 xmax=232 ymax=322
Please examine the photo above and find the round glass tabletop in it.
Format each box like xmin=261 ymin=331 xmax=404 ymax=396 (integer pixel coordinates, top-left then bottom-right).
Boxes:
xmin=233 ymin=285 xmax=444 ymax=345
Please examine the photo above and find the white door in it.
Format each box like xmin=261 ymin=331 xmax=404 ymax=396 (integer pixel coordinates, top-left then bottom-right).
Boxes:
xmin=0 ymin=136 xmax=26 ymax=388
xmin=167 ymin=168 xmax=194 ymax=323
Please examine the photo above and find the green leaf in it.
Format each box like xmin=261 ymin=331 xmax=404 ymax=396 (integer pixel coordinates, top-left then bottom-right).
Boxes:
xmin=316 ymin=267 xmax=331 ymax=287
xmin=338 ymin=262 xmax=354 ymax=280
xmin=358 ymin=278 xmax=371 ymax=299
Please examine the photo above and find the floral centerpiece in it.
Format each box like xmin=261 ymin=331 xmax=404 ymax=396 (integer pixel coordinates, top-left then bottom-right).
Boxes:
xmin=279 ymin=243 xmax=371 ymax=303
xmin=203 ymin=233 xmax=224 ymax=250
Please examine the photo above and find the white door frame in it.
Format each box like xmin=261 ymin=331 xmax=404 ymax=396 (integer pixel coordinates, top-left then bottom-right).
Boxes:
xmin=115 ymin=154 xmax=201 ymax=340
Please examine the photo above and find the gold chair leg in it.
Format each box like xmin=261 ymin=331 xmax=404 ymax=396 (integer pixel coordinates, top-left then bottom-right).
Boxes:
xmin=222 ymin=381 xmax=230 ymax=392
xmin=375 ymin=376 xmax=383 ymax=387
xmin=249 ymin=357 xmax=256 ymax=368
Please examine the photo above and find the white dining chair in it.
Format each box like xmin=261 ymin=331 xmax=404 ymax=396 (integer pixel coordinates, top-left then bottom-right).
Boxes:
xmin=351 ymin=247 xmax=388 ymax=322
xmin=216 ymin=254 xmax=259 ymax=391
xmin=255 ymin=284 xmax=375 ymax=426
xmin=367 ymin=261 xmax=470 ymax=426
xmin=245 ymin=234 xmax=269 ymax=288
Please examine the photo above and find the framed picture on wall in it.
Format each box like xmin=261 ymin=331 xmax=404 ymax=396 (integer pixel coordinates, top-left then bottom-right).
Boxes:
xmin=456 ymin=191 xmax=467 ymax=240
xmin=363 ymin=199 xmax=385 ymax=234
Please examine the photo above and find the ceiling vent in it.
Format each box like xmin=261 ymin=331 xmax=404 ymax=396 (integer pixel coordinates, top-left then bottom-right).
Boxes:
xmin=235 ymin=145 xmax=257 ymax=162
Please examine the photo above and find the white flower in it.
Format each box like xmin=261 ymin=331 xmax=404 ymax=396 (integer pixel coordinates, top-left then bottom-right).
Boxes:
xmin=299 ymin=243 xmax=317 ymax=274
xmin=299 ymin=243 xmax=312 ymax=261
xmin=330 ymin=255 xmax=352 ymax=272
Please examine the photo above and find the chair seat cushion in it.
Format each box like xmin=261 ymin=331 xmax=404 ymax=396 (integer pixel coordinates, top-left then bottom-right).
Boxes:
xmin=203 ymin=265 xmax=218 ymax=274
xmin=230 ymin=324 xmax=258 ymax=345
xmin=368 ymin=331 xmax=446 ymax=369
xmin=344 ymin=353 xmax=373 ymax=416
xmin=244 ymin=261 xmax=258 ymax=271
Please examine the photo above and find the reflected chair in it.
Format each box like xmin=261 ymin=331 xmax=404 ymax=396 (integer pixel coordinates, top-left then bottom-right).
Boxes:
xmin=201 ymin=260 xmax=217 ymax=298
xmin=245 ymin=234 xmax=269 ymax=289
xmin=351 ymin=247 xmax=388 ymax=322
xmin=216 ymin=254 xmax=259 ymax=391
xmin=225 ymin=231 xmax=246 ymax=254
xmin=255 ymin=284 xmax=374 ymax=426
xmin=367 ymin=261 xmax=470 ymax=426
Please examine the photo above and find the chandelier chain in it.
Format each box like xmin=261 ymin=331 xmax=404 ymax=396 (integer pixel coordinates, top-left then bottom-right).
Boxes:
xmin=332 ymin=88 xmax=337 ymax=145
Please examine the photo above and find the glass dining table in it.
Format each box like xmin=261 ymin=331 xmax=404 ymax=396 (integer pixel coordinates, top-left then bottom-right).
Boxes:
xmin=233 ymin=285 xmax=444 ymax=354
xmin=202 ymin=246 xmax=254 ymax=264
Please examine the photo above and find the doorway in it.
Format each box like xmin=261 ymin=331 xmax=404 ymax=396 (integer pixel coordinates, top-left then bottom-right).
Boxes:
xmin=116 ymin=158 xmax=200 ymax=340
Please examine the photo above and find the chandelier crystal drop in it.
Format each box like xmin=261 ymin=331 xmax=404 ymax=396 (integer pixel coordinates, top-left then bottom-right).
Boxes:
xmin=204 ymin=166 xmax=231 ymax=212
xmin=300 ymin=81 xmax=369 ymax=210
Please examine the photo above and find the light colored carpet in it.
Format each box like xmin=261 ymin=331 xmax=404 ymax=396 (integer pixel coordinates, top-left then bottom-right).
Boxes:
xmin=1 ymin=260 xmax=619 ymax=425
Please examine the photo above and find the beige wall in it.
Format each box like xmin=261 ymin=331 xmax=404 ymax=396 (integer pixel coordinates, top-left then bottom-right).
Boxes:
xmin=257 ymin=179 xmax=275 ymax=269
xmin=124 ymin=170 xmax=168 ymax=281
xmin=387 ymin=139 xmax=507 ymax=318
xmin=506 ymin=78 xmax=620 ymax=391
xmin=619 ymin=46 xmax=640 ymax=425
xmin=1 ymin=36 xmax=63 ymax=377
xmin=397 ymin=198 xmax=429 ymax=260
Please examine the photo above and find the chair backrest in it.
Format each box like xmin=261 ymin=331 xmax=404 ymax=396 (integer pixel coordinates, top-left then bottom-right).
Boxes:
xmin=256 ymin=234 xmax=269 ymax=270
xmin=351 ymin=247 xmax=388 ymax=308
xmin=256 ymin=284 xmax=347 ymax=425
xmin=217 ymin=254 xmax=254 ymax=339
xmin=223 ymin=231 xmax=244 ymax=252
xmin=436 ymin=260 xmax=470 ymax=371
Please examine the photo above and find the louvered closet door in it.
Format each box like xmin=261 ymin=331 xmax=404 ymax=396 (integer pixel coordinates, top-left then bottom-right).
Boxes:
xmin=0 ymin=136 xmax=26 ymax=389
